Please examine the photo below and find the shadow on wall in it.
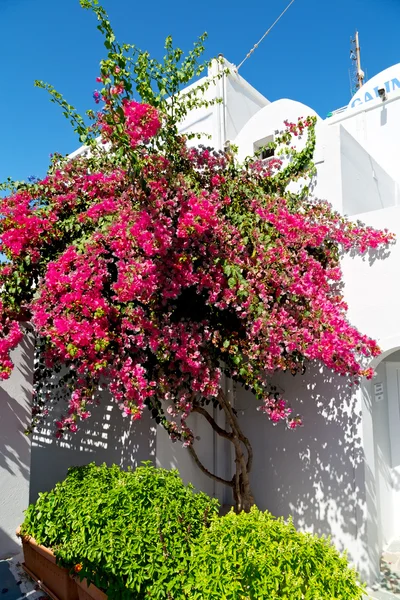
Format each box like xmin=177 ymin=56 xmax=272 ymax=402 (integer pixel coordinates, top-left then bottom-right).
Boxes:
xmin=235 ymin=363 xmax=378 ymax=573
xmin=30 ymin=390 xmax=156 ymax=503
xmin=0 ymin=331 xmax=34 ymax=559
xmin=348 ymin=244 xmax=393 ymax=267
xmin=0 ymin=333 xmax=33 ymax=482
xmin=155 ymin=405 xmax=231 ymax=503
xmin=0 ymin=527 xmax=20 ymax=558
xmin=0 ymin=389 xmax=31 ymax=484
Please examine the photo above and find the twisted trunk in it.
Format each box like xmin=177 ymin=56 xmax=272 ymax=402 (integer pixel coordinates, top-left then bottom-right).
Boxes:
xmin=188 ymin=389 xmax=254 ymax=512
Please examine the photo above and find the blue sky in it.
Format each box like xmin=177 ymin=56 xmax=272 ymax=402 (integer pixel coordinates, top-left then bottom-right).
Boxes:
xmin=1 ymin=0 xmax=399 ymax=183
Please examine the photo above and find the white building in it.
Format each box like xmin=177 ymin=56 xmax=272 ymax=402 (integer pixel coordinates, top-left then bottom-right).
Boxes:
xmin=2 ymin=57 xmax=400 ymax=591
xmin=155 ymin=59 xmax=400 ymax=586
xmin=232 ymin=62 xmax=400 ymax=585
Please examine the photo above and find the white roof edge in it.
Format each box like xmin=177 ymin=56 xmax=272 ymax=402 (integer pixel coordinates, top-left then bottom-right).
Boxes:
xmin=221 ymin=58 xmax=270 ymax=106
xmin=326 ymin=92 xmax=400 ymax=125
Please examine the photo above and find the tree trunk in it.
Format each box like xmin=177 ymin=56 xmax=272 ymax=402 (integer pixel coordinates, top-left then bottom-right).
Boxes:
xmin=188 ymin=389 xmax=255 ymax=512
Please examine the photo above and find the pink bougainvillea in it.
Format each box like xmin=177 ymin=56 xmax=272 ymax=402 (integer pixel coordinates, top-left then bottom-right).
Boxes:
xmin=0 ymin=109 xmax=393 ymax=441
xmin=0 ymin=5 xmax=395 ymax=509
xmin=0 ymin=302 xmax=23 ymax=380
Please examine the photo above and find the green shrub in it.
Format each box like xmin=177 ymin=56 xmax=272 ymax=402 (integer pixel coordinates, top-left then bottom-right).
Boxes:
xmin=184 ymin=507 xmax=365 ymax=600
xmin=21 ymin=462 xmax=126 ymax=547
xmin=21 ymin=466 xmax=365 ymax=599
xmin=21 ymin=462 xmax=219 ymax=599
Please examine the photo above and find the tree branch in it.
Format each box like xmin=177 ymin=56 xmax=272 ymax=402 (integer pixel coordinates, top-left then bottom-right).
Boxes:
xmin=237 ymin=430 xmax=253 ymax=473
xmin=187 ymin=444 xmax=234 ymax=488
xmin=192 ymin=404 xmax=233 ymax=440
xmin=218 ymin=389 xmax=253 ymax=472
xmin=217 ymin=389 xmax=254 ymax=510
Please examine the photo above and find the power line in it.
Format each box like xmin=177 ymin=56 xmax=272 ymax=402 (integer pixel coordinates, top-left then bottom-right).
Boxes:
xmin=237 ymin=0 xmax=296 ymax=71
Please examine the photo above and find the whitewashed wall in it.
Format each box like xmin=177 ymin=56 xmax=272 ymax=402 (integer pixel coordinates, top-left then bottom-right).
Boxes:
xmin=340 ymin=126 xmax=397 ymax=215
xmin=340 ymin=102 xmax=400 ymax=189
xmin=0 ymin=330 xmax=34 ymax=558
xmin=366 ymin=359 xmax=393 ymax=553
xmin=233 ymin=96 xmax=399 ymax=219
xmin=156 ymin=380 xmax=233 ymax=504
xmin=30 ymin=390 xmax=229 ymax=505
xmin=229 ymin=90 xmax=400 ymax=583
xmin=223 ymin=66 xmax=269 ymax=142
xmin=331 ymin=64 xmax=400 ymax=187
xmin=341 ymin=205 xmax=400 ymax=579
xmin=177 ymin=58 xmax=268 ymax=151
xmin=234 ymin=98 xmax=320 ymax=162
xmin=342 ymin=206 xmax=400 ymax=344
xmin=234 ymin=368 xmax=368 ymax=577
xmin=30 ymin=391 xmax=155 ymax=503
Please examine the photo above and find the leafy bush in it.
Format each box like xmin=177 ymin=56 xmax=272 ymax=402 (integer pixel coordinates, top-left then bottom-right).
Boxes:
xmin=21 ymin=462 xmax=219 ymax=599
xmin=185 ymin=508 xmax=365 ymax=600
xmin=21 ymin=465 xmax=365 ymax=599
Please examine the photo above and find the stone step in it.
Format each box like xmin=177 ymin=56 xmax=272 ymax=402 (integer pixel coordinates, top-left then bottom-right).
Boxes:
xmin=382 ymin=549 xmax=400 ymax=574
xmin=381 ymin=551 xmax=400 ymax=595
xmin=366 ymin=590 xmax=400 ymax=600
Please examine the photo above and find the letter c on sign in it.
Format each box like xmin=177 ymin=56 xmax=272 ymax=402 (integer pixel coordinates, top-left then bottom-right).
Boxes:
xmin=351 ymin=98 xmax=362 ymax=108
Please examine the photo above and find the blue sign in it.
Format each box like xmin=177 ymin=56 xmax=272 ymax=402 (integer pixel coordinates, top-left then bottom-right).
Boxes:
xmin=349 ymin=64 xmax=400 ymax=109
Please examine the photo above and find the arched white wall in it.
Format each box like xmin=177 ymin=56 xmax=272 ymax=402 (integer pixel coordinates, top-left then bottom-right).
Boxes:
xmin=233 ymin=97 xmax=399 ymax=218
xmin=231 ymin=99 xmax=348 ymax=212
xmin=233 ymin=98 xmax=320 ymax=162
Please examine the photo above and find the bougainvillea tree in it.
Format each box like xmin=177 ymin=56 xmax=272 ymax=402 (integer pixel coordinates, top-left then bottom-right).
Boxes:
xmin=0 ymin=0 xmax=394 ymax=510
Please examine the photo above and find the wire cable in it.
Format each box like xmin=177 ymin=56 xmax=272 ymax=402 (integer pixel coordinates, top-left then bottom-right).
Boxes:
xmin=237 ymin=0 xmax=296 ymax=70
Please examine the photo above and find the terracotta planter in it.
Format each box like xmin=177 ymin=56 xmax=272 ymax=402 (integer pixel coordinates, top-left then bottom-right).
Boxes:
xmin=75 ymin=577 xmax=108 ymax=600
xmin=16 ymin=527 xmax=79 ymax=600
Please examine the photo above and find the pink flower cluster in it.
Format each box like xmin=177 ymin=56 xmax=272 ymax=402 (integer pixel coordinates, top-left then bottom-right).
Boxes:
xmin=122 ymin=100 xmax=161 ymax=147
xmin=0 ymin=302 xmax=23 ymax=380
xmin=0 ymin=110 xmax=394 ymax=441
xmin=98 ymin=100 xmax=161 ymax=148
xmin=283 ymin=117 xmax=314 ymax=137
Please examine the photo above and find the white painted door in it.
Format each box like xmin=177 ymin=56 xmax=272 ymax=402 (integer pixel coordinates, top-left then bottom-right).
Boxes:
xmin=384 ymin=362 xmax=400 ymax=540
xmin=385 ymin=362 xmax=400 ymax=468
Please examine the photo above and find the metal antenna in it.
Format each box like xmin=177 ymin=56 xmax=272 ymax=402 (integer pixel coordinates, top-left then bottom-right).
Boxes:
xmin=237 ymin=0 xmax=296 ymax=71
xmin=350 ymin=31 xmax=365 ymax=93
